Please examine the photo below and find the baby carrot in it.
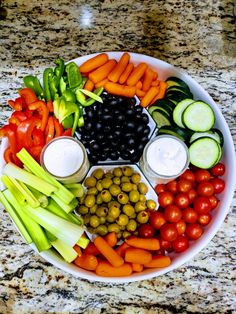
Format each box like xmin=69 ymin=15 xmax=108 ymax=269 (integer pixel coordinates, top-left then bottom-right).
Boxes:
xmin=74 ymin=254 xmax=98 ymax=271
xmin=94 ymin=236 xmax=124 ymax=267
xmin=135 ymin=80 xmax=143 ymax=90
xmin=84 ymin=79 xmax=95 ymax=92
xmin=115 ymin=242 xmax=130 ymax=257
xmin=151 ymin=79 xmax=160 ymax=87
xmin=104 ymin=82 xmax=136 ymax=98
xmin=136 ymin=89 xmax=146 ymax=97
xmin=125 ymin=237 xmax=160 ymax=251
xmin=153 ymin=80 xmax=167 ymax=100
xmin=95 ymin=261 xmax=132 ymax=277
xmin=132 ymin=263 xmax=143 ymax=272
xmin=73 ymin=245 xmax=82 ymax=257
xmin=127 ymin=63 xmax=148 ymax=86
xmin=108 ymin=52 xmax=130 ymax=83
xmin=142 ymin=68 xmax=155 ymax=92
xmin=125 ymin=248 xmax=152 ymax=265
xmin=95 ymin=78 xmax=108 ymax=88
xmin=84 ymin=242 xmax=100 ymax=256
xmin=152 ymin=71 xmax=158 ymax=81
xmin=144 ymin=255 xmax=171 ymax=268
xmin=119 ymin=63 xmax=134 ymax=84
xmin=140 ymin=86 xmax=159 ymax=108
xmin=89 ymin=59 xmax=117 ymax=84
xmin=79 ymin=53 xmax=108 ymax=73
xmin=104 ymin=232 xmax=117 ymax=247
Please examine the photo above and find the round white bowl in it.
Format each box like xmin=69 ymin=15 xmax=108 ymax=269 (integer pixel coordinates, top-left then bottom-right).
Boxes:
xmin=2 ymin=52 xmax=236 ymax=283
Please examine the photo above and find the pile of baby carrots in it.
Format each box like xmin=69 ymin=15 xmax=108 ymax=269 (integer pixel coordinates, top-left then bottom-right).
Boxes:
xmin=80 ymin=53 xmax=167 ymax=108
xmin=73 ymin=232 xmax=171 ymax=277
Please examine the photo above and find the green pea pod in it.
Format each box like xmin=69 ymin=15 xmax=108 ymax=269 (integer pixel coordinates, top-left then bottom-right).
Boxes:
xmin=43 ymin=68 xmax=53 ymax=101
xmin=23 ymin=75 xmax=44 ymax=98
xmin=75 ymin=89 xmax=86 ymax=105
xmin=78 ymin=88 xmax=103 ymax=103
xmin=54 ymin=58 xmax=65 ymax=79
xmin=62 ymin=114 xmax=74 ymax=129
xmin=65 ymin=62 xmax=82 ymax=89
xmin=82 ymin=87 xmax=104 ymax=107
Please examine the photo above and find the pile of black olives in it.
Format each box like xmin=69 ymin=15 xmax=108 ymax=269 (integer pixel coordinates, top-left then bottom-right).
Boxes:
xmin=77 ymin=93 xmax=151 ymax=163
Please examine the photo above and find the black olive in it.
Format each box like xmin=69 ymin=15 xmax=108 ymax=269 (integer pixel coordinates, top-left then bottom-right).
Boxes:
xmin=97 ymin=108 xmax=103 ymax=117
xmin=114 ymin=129 xmax=122 ymax=138
xmin=134 ymin=106 xmax=143 ymax=113
xmin=104 ymin=125 xmax=111 ymax=133
xmin=89 ymin=142 xmax=100 ymax=152
xmin=99 ymin=152 xmax=108 ymax=161
xmin=120 ymin=151 xmax=131 ymax=160
xmin=81 ymin=133 xmax=91 ymax=141
xmin=107 ymin=134 xmax=114 ymax=141
xmin=136 ymin=143 xmax=145 ymax=152
xmin=141 ymin=113 xmax=149 ymax=124
xmin=96 ymin=133 xmax=104 ymax=142
xmin=102 ymin=114 xmax=113 ymax=123
xmin=130 ymin=152 xmax=140 ymax=163
xmin=126 ymin=109 xmax=134 ymax=117
xmin=140 ymin=135 xmax=149 ymax=143
xmin=110 ymin=151 xmax=119 ymax=160
xmin=135 ymin=113 xmax=143 ymax=120
xmin=124 ymin=133 xmax=133 ymax=140
xmin=126 ymin=121 xmax=136 ymax=130
xmin=117 ymin=114 xmax=125 ymax=123
xmin=119 ymin=143 xmax=126 ymax=152
xmin=84 ymin=122 xmax=93 ymax=131
xmin=136 ymin=124 xmax=145 ymax=134
xmin=143 ymin=125 xmax=151 ymax=136
xmin=89 ymin=154 xmax=99 ymax=164
xmin=127 ymin=137 xmax=136 ymax=148
xmin=95 ymin=121 xmax=103 ymax=131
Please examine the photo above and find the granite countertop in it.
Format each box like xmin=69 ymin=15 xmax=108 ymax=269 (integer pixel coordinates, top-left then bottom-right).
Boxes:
xmin=0 ymin=0 xmax=235 ymax=313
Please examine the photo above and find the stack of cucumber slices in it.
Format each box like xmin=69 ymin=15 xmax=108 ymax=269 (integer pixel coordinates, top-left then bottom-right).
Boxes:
xmin=148 ymin=77 xmax=223 ymax=169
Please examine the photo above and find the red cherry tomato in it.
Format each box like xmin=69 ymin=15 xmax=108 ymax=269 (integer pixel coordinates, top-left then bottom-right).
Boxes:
xmin=185 ymin=223 xmax=203 ymax=240
xmin=172 ymin=235 xmax=189 ymax=253
xmin=149 ymin=211 xmax=166 ymax=230
xmin=208 ymin=195 xmax=219 ymax=210
xmin=155 ymin=184 xmax=166 ymax=194
xmin=193 ymin=196 xmax=212 ymax=215
xmin=209 ymin=178 xmax=225 ymax=194
xmin=197 ymin=181 xmax=214 ymax=196
xmin=164 ymin=205 xmax=182 ymax=223
xmin=177 ymin=179 xmax=192 ymax=193
xmin=198 ymin=213 xmax=212 ymax=226
xmin=182 ymin=207 xmax=198 ymax=223
xmin=160 ymin=223 xmax=178 ymax=242
xmin=176 ymin=219 xmax=186 ymax=235
xmin=195 ymin=169 xmax=211 ymax=182
xmin=210 ymin=163 xmax=225 ymax=177
xmin=188 ymin=188 xmax=198 ymax=203
xmin=158 ymin=191 xmax=174 ymax=208
xmin=175 ymin=193 xmax=190 ymax=209
xmin=166 ymin=180 xmax=178 ymax=194
xmin=180 ymin=169 xmax=195 ymax=182
xmin=159 ymin=238 xmax=172 ymax=252
xmin=138 ymin=224 xmax=155 ymax=238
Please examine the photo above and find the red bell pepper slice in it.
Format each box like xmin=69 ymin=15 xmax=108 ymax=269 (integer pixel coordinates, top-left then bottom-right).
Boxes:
xmin=47 ymin=100 xmax=54 ymax=113
xmin=28 ymin=145 xmax=44 ymax=163
xmin=3 ymin=148 xmax=22 ymax=166
xmin=19 ymin=88 xmax=38 ymax=105
xmin=8 ymin=111 xmax=27 ymax=126
xmin=0 ymin=124 xmax=17 ymax=154
xmin=28 ymin=100 xmax=49 ymax=132
xmin=17 ymin=117 xmax=41 ymax=150
xmin=32 ymin=128 xmax=45 ymax=146
xmin=62 ymin=128 xmax=72 ymax=137
xmin=45 ymin=117 xmax=55 ymax=143
xmin=53 ymin=117 xmax=64 ymax=137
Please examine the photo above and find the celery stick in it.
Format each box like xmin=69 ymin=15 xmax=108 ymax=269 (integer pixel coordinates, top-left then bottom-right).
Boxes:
xmin=0 ymin=191 xmax=32 ymax=244
xmin=65 ymin=183 xmax=84 ymax=198
xmin=46 ymin=199 xmax=74 ymax=221
xmin=68 ymin=213 xmax=83 ymax=226
xmin=51 ymin=194 xmax=78 ymax=213
xmin=77 ymin=235 xmax=90 ymax=249
xmin=1 ymin=175 xmax=25 ymax=204
xmin=3 ymin=163 xmax=57 ymax=196
xmin=27 ymin=185 xmax=48 ymax=208
xmin=23 ymin=204 xmax=84 ymax=246
xmin=17 ymin=148 xmax=74 ymax=204
xmin=51 ymin=238 xmax=78 ymax=263
xmin=44 ymin=228 xmax=57 ymax=242
xmin=4 ymin=190 xmax=51 ymax=252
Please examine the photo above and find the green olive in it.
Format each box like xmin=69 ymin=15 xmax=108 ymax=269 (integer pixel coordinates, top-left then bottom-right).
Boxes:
xmin=92 ymin=168 xmax=104 ymax=180
xmin=129 ymin=190 xmax=140 ymax=203
xmin=87 ymin=187 xmax=98 ymax=195
xmin=122 ymin=231 xmax=131 ymax=239
xmin=108 ymin=200 xmax=121 ymax=208
xmin=105 ymin=172 xmax=113 ymax=179
xmin=122 ymin=204 xmax=135 ymax=217
xmin=130 ymin=212 xmax=136 ymax=219
xmin=135 ymin=201 xmax=146 ymax=212
xmin=87 ymin=227 xmax=96 ymax=234
xmin=138 ymin=182 xmax=148 ymax=194
xmin=113 ymin=176 xmax=121 ymax=185
xmin=96 ymin=206 xmax=108 ymax=217
xmin=116 ymin=214 xmax=129 ymax=226
xmin=79 ymin=195 xmax=85 ymax=204
xmin=96 ymin=193 xmax=103 ymax=205
xmin=121 ymin=176 xmax=130 ymax=183
xmin=89 ymin=215 xmax=100 ymax=228
xmin=122 ymin=166 xmax=133 ymax=177
xmin=132 ymin=184 xmax=138 ymax=191
xmin=126 ymin=219 xmax=137 ymax=232
xmin=102 ymin=177 xmax=113 ymax=189
xmin=108 ymin=205 xmax=121 ymax=219
xmin=108 ymin=223 xmax=120 ymax=233
xmin=117 ymin=192 xmax=129 ymax=205
xmin=121 ymin=182 xmax=133 ymax=192
xmin=96 ymin=180 xmax=103 ymax=192
xmin=84 ymin=176 xmax=97 ymax=188
xmin=119 ymin=225 xmax=126 ymax=231
xmin=78 ymin=205 xmax=89 ymax=215
xmin=146 ymin=199 xmax=157 ymax=210
xmin=139 ymin=194 xmax=146 ymax=202
xmin=89 ymin=204 xmax=98 ymax=214
xmin=101 ymin=190 xmax=112 ymax=202
xmin=84 ymin=195 xmax=96 ymax=208
xmin=109 ymin=184 xmax=121 ymax=196
xmin=137 ymin=211 xmax=149 ymax=224
xmin=96 ymin=225 xmax=108 ymax=236
xmin=113 ymin=167 xmax=122 ymax=177
xmin=106 ymin=215 xmax=116 ymax=223
xmin=117 ymin=232 xmax=122 ymax=239
xmin=131 ymin=173 xmax=141 ymax=184
xmin=83 ymin=214 xmax=90 ymax=225
xmin=100 ymin=217 xmax=106 ymax=224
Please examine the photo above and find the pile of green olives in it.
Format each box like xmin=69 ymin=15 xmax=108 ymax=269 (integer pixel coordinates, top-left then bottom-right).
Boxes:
xmin=77 ymin=166 xmax=157 ymax=239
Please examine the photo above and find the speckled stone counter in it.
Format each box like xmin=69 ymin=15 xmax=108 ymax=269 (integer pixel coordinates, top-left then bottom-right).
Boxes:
xmin=0 ymin=0 xmax=235 ymax=313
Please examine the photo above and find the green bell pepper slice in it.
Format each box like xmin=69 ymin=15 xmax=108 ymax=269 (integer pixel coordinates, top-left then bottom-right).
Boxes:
xmin=43 ymin=68 xmax=53 ymax=101
xmin=23 ymin=75 xmax=44 ymax=98
xmin=65 ymin=62 xmax=82 ymax=89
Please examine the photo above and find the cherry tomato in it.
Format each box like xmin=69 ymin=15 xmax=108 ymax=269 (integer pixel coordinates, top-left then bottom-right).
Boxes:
xmin=197 ymin=181 xmax=214 ymax=196
xmin=175 ymin=193 xmax=190 ymax=209
xmin=159 ymin=238 xmax=172 ymax=252
xmin=155 ymin=184 xmax=166 ymax=194
xmin=180 ymin=169 xmax=195 ymax=182
xmin=194 ymin=196 xmax=212 ymax=215
xmin=208 ymin=195 xmax=219 ymax=210
xmin=209 ymin=178 xmax=225 ymax=194
xmin=188 ymin=188 xmax=198 ymax=203
xmin=164 ymin=205 xmax=182 ymax=223
xmin=195 ymin=169 xmax=211 ymax=183
xmin=198 ymin=213 xmax=212 ymax=226
xmin=176 ymin=219 xmax=186 ymax=235
xmin=172 ymin=235 xmax=189 ymax=253
xmin=160 ymin=223 xmax=178 ymax=242
xmin=185 ymin=223 xmax=203 ymax=240
xmin=210 ymin=163 xmax=225 ymax=177
xmin=166 ymin=180 xmax=178 ymax=194
xmin=138 ymin=224 xmax=155 ymax=238
xmin=149 ymin=212 xmax=166 ymax=230
xmin=177 ymin=179 xmax=192 ymax=193
xmin=182 ymin=207 xmax=198 ymax=223
xmin=158 ymin=191 xmax=174 ymax=208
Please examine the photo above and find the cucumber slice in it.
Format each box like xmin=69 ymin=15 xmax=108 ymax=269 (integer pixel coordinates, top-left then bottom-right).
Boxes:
xmin=149 ymin=105 xmax=172 ymax=117
xmin=155 ymin=99 xmax=175 ymax=109
xmin=166 ymin=91 xmax=191 ymax=103
xmin=189 ymin=131 xmax=221 ymax=145
xmin=212 ymin=128 xmax=224 ymax=146
xmin=152 ymin=110 xmax=171 ymax=128
xmin=167 ymin=86 xmax=192 ymax=97
xmin=189 ymin=137 xmax=222 ymax=169
xmin=182 ymin=101 xmax=215 ymax=132
xmin=166 ymin=77 xmax=190 ymax=92
xmin=173 ymin=99 xmax=195 ymax=128
xmin=157 ymin=126 xmax=192 ymax=141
